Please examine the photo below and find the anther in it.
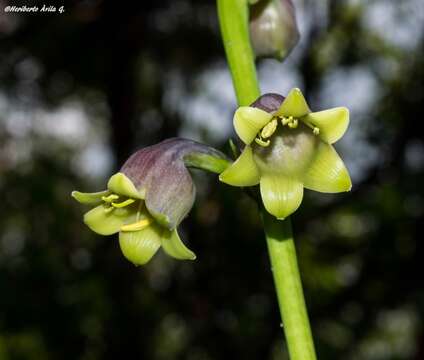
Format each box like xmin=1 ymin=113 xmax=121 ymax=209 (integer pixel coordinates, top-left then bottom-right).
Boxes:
xmin=261 ymin=119 xmax=278 ymax=139
xmin=255 ymin=137 xmax=271 ymax=147
xmin=121 ymin=218 xmax=153 ymax=232
xmin=104 ymin=206 xmax=115 ymax=213
xmin=281 ymin=116 xmax=291 ymax=126
xmin=288 ymin=119 xmax=298 ymax=128
xmin=313 ymin=127 xmax=320 ymax=135
xmin=102 ymin=194 xmax=119 ymax=203
xmin=111 ymin=199 xmax=135 ymax=208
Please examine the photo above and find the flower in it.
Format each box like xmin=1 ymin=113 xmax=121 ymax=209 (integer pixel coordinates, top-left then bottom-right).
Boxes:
xmin=72 ymin=138 xmax=229 ymax=266
xmin=219 ymin=88 xmax=352 ymax=219
xmin=249 ymin=0 xmax=300 ymax=60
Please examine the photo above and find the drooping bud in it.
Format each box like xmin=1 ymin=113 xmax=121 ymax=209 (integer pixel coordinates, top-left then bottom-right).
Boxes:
xmin=249 ymin=0 xmax=300 ymax=61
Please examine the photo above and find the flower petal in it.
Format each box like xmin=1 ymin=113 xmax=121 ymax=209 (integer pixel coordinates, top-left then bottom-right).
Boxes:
xmin=275 ymin=88 xmax=310 ymax=118
xmin=119 ymin=224 xmax=162 ymax=265
xmin=71 ymin=190 xmax=110 ymax=205
xmin=219 ymin=146 xmax=260 ymax=186
xmin=233 ymin=106 xmax=273 ymax=144
xmin=303 ymin=142 xmax=352 ymax=193
xmin=107 ymin=172 xmax=143 ymax=199
xmin=260 ymin=175 xmax=304 ymax=219
xmin=303 ymin=107 xmax=349 ymax=144
xmin=83 ymin=203 xmax=138 ymax=235
xmin=161 ymin=229 xmax=196 ymax=260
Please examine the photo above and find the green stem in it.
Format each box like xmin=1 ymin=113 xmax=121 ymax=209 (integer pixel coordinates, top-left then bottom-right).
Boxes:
xmin=217 ymin=0 xmax=317 ymax=359
xmin=262 ymin=211 xmax=317 ymax=360
xmin=217 ymin=0 xmax=260 ymax=105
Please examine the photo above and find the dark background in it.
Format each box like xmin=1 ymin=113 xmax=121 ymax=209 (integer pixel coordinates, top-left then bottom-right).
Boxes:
xmin=1 ymin=0 xmax=423 ymax=359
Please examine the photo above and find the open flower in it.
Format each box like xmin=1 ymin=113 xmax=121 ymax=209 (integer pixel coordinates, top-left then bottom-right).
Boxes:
xmin=220 ymin=88 xmax=352 ymax=219
xmin=72 ymin=138 xmax=229 ymax=266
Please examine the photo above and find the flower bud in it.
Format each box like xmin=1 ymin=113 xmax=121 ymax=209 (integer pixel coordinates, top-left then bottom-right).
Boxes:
xmin=249 ymin=0 xmax=300 ymax=60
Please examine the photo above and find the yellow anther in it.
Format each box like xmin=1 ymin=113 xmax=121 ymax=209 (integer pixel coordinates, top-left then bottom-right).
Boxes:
xmin=261 ymin=119 xmax=278 ymax=139
xmin=313 ymin=127 xmax=320 ymax=135
xmin=288 ymin=119 xmax=298 ymax=128
xmin=121 ymin=218 xmax=153 ymax=232
xmin=255 ymin=137 xmax=271 ymax=147
xmin=281 ymin=116 xmax=291 ymax=126
xmin=102 ymin=194 xmax=119 ymax=203
xmin=111 ymin=198 xmax=135 ymax=208
xmin=104 ymin=206 xmax=115 ymax=213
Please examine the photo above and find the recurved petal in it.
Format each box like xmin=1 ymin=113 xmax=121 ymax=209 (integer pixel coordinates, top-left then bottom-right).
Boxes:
xmin=71 ymin=190 xmax=110 ymax=205
xmin=260 ymin=175 xmax=304 ymax=219
xmin=107 ymin=172 xmax=143 ymax=199
xmin=303 ymin=107 xmax=349 ymax=144
xmin=275 ymin=88 xmax=310 ymax=118
xmin=303 ymin=142 xmax=352 ymax=193
xmin=161 ymin=229 xmax=196 ymax=260
xmin=83 ymin=203 xmax=138 ymax=236
xmin=233 ymin=106 xmax=273 ymax=144
xmin=119 ymin=223 xmax=162 ymax=265
xmin=219 ymin=146 xmax=260 ymax=186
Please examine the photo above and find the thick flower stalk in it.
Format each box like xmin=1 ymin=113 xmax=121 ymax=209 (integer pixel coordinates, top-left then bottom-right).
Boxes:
xmin=72 ymin=138 xmax=229 ymax=265
xmin=220 ymin=88 xmax=352 ymax=219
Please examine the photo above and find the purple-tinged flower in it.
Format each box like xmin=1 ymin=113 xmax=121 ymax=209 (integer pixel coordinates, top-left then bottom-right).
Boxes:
xmin=72 ymin=138 xmax=229 ymax=266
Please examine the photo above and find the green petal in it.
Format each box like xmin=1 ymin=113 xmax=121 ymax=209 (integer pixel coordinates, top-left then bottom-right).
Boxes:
xmin=303 ymin=107 xmax=349 ymax=144
xmin=71 ymin=190 xmax=110 ymax=205
xmin=107 ymin=172 xmax=143 ymax=199
xmin=119 ymin=224 xmax=162 ymax=265
xmin=219 ymin=146 xmax=260 ymax=186
xmin=276 ymin=88 xmax=310 ymax=118
xmin=83 ymin=203 xmax=138 ymax=235
xmin=303 ymin=142 xmax=352 ymax=193
xmin=260 ymin=175 xmax=304 ymax=219
xmin=233 ymin=106 xmax=273 ymax=145
xmin=161 ymin=229 xmax=196 ymax=260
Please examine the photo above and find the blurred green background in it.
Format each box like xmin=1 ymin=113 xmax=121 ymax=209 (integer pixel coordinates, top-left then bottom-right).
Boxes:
xmin=1 ymin=0 xmax=423 ymax=359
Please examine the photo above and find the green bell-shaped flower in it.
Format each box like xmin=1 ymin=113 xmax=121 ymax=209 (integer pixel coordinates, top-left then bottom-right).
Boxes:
xmin=72 ymin=138 xmax=229 ymax=266
xmin=220 ymin=89 xmax=351 ymax=219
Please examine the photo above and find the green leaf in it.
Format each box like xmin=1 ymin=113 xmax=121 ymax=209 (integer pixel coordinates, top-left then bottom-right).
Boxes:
xmin=71 ymin=190 xmax=110 ymax=205
xmin=219 ymin=146 xmax=260 ymax=186
xmin=107 ymin=172 xmax=143 ymax=199
xmin=276 ymin=88 xmax=310 ymax=118
xmin=83 ymin=203 xmax=138 ymax=236
xmin=161 ymin=229 xmax=196 ymax=260
xmin=233 ymin=106 xmax=273 ymax=144
xmin=303 ymin=142 xmax=352 ymax=193
xmin=119 ymin=224 xmax=162 ymax=265
xmin=303 ymin=107 xmax=349 ymax=144
xmin=260 ymin=175 xmax=303 ymax=219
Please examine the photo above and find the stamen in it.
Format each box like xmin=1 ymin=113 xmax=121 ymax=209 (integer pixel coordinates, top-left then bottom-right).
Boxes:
xmin=121 ymin=218 xmax=153 ymax=232
xmin=261 ymin=119 xmax=278 ymax=139
xmin=111 ymin=198 xmax=135 ymax=208
xmin=281 ymin=116 xmax=291 ymax=126
xmin=255 ymin=137 xmax=271 ymax=147
xmin=313 ymin=127 xmax=320 ymax=135
xmin=104 ymin=206 xmax=115 ymax=213
xmin=288 ymin=119 xmax=298 ymax=128
xmin=102 ymin=194 xmax=119 ymax=203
